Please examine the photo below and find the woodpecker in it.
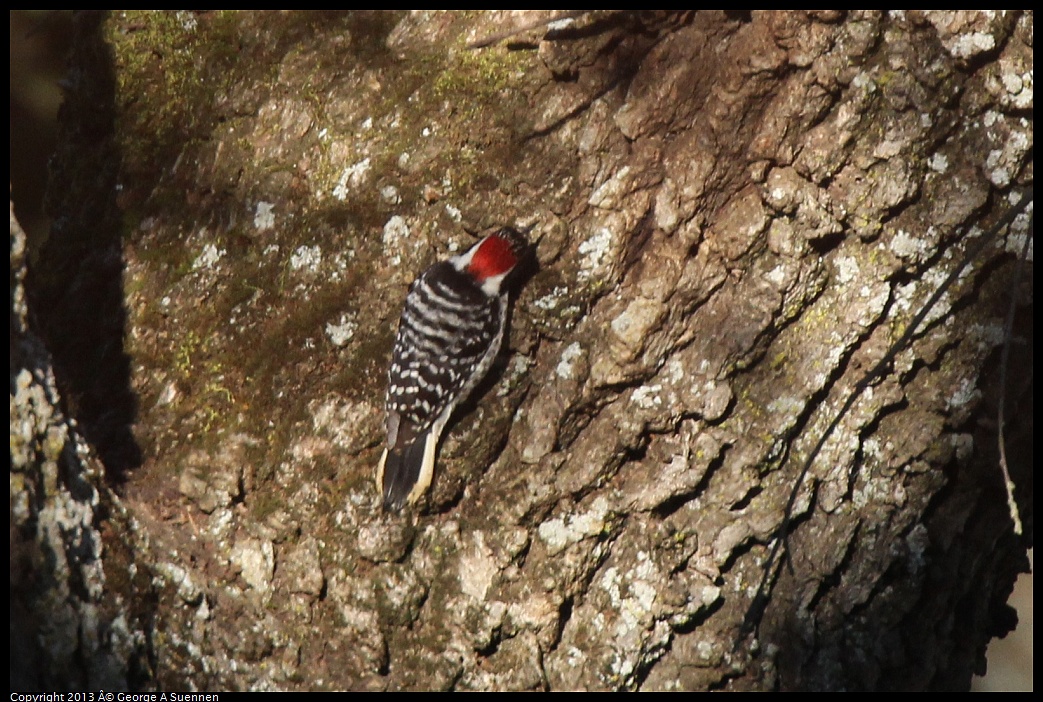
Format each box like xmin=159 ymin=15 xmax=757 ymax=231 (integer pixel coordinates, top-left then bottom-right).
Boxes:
xmin=377 ymin=227 xmax=529 ymax=512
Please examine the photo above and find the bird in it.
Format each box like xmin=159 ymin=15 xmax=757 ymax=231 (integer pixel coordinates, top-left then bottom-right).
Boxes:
xmin=376 ymin=227 xmax=530 ymax=512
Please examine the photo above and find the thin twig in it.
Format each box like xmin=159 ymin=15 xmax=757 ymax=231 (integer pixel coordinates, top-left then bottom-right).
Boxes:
xmin=467 ymin=11 xmax=588 ymax=49
xmin=997 ymin=203 xmax=1032 ymax=536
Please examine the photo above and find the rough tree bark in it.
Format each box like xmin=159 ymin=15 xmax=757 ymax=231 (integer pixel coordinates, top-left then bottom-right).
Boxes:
xmin=11 ymin=10 xmax=1033 ymax=691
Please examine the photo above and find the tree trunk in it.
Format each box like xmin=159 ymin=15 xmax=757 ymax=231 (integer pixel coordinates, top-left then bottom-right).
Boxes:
xmin=12 ymin=10 xmax=1032 ymax=691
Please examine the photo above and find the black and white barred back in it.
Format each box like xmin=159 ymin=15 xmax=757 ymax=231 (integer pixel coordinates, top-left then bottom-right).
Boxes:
xmin=386 ymin=261 xmax=506 ymax=441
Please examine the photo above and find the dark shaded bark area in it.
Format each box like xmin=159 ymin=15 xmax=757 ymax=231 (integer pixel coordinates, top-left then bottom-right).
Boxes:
xmin=12 ymin=10 xmax=1031 ymax=691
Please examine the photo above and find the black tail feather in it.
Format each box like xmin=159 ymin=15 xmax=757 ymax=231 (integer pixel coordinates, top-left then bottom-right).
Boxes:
xmin=382 ymin=436 xmax=429 ymax=512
